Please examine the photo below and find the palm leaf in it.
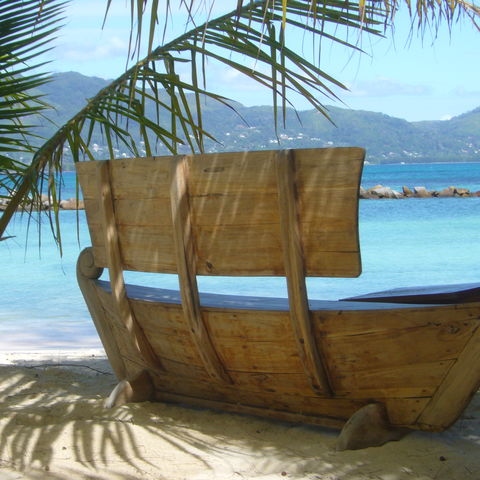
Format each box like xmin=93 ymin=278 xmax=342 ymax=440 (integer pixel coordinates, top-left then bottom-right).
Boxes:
xmin=1 ymin=0 xmax=479 ymax=243
xmin=0 ymin=0 xmax=66 ymax=226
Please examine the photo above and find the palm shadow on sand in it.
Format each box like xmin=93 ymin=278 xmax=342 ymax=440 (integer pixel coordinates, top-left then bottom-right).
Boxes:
xmin=0 ymin=358 xmax=478 ymax=480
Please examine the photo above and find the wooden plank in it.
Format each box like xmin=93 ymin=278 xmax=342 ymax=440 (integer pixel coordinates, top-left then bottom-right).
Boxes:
xmin=276 ymin=149 xmax=332 ymax=396
xmin=150 ymin=370 xmax=365 ymax=417
xmin=77 ymin=148 xmax=364 ymax=277
xmin=320 ymin=315 xmax=476 ymax=372
xmin=96 ymin=160 xmax=163 ymax=372
xmin=342 ymin=282 xmax=480 ymax=304
xmin=330 ymin=360 xmax=454 ymax=398
xmin=155 ymin=391 xmax=346 ymax=430
xmin=313 ymin=302 xmax=480 ymax=337
xmin=170 ymin=156 xmax=232 ymax=384
xmin=416 ymin=321 xmax=480 ymax=431
xmin=386 ymin=398 xmax=431 ymax=427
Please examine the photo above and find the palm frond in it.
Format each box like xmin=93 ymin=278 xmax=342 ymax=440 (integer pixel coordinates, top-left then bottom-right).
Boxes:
xmin=1 ymin=0 xmax=479 ymax=244
xmin=0 ymin=0 xmax=66 ymax=213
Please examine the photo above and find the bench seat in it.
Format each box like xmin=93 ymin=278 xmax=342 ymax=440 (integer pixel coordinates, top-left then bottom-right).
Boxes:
xmin=342 ymin=282 xmax=480 ymax=304
xmin=96 ymin=279 xmax=443 ymax=311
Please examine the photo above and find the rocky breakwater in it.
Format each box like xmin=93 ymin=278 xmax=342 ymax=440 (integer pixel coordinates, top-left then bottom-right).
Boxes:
xmin=0 ymin=194 xmax=85 ymax=212
xmin=360 ymin=185 xmax=480 ymax=199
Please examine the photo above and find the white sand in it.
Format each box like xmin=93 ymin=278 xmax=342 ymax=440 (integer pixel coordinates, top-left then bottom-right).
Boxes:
xmin=0 ymin=350 xmax=478 ymax=480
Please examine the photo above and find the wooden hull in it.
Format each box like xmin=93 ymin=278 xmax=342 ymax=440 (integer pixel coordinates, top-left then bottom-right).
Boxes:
xmin=74 ymin=150 xmax=480 ymax=447
xmin=78 ymin=264 xmax=480 ymax=433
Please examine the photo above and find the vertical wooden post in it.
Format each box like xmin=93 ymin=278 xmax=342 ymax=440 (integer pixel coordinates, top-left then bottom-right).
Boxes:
xmin=276 ymin=150 xmax=333 ymax=396
xmin=97 ymin=161 xmax=163 ymax=371
xmin=170 ymin=156 xmax=232 ymax=384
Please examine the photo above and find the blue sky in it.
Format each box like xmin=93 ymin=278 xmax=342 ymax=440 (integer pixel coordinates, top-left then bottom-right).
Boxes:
xmin=45 ymin=1 xmax=480 ymax=122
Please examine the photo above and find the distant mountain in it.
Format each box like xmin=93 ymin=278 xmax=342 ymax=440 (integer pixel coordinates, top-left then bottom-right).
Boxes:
xmin=33 ymin=72 xmax=480 ymax=166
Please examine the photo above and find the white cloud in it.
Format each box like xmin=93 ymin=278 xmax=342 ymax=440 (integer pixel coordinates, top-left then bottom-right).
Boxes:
xmin=451 ymin=86 xmax=480 ymax=97
xmin=61 ymin=36 xmax=129 ymax=62
xmin=346 ymin=77 xmax=433 ymax=98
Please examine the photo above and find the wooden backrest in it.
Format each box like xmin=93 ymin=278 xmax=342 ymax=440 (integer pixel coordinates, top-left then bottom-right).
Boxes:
xmin=76 ymin=147 xmax=365 ymax=278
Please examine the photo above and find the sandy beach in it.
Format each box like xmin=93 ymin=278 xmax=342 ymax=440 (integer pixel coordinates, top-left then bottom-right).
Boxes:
xmin=0 ymin=350 xmax=478 ymax=480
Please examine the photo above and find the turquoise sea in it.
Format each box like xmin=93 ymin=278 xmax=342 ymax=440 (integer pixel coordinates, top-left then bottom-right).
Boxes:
xmin=2 ymin=162 xmax=480 ymax=351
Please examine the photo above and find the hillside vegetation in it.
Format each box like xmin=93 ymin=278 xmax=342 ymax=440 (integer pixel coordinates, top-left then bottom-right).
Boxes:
xmin=36 ymin=72 xmax=480 ymax=167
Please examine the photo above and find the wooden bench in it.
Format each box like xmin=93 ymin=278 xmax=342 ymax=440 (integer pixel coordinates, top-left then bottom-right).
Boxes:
xmin=76 ymin=148 xmax=480 ymax=450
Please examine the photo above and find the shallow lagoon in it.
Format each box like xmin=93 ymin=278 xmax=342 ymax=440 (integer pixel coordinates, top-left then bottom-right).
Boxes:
xmin=2 ymin=163 xmax=480 ymax=350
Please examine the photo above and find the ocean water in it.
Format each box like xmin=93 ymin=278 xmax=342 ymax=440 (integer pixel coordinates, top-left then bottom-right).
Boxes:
xmin=1 ymin=163 xmax=480 ymax=351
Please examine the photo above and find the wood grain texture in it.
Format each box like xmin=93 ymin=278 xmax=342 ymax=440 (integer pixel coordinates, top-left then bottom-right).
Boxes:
xmin=170 ymin=156 xmax=232 ymax=384
xmin=276 ymin=149 xmax=333 ymax=396
xmin=343 ymin=282 xmax=480 ymax=304
xmin=89 ymin=270 xmax=480 ymax=430
xmin=76 ymin=248 xmax=127 ymax=379
xmin=77 ymin=148 xmax=364 ymax=276
xmin=155 ymin=391 xmax=346 ymax=430
xmin=76 ymin=149 xmax=480 ymax=437
xmin=416 ymin=323 xmax=480 ymax=430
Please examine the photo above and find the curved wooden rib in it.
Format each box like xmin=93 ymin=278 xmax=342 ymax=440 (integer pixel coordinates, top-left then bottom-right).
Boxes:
xmin=416 ymin=325 xmax=480 ymax=431
xmin=76 ymin=247 xmax=127 ymax=379
xmin=276 ymin=149 xmax=333 ymax=396
xmin=97 ymin=161 xmax=163 ymax=371
xmin=170 ymin=156 xmax=232 ymax=384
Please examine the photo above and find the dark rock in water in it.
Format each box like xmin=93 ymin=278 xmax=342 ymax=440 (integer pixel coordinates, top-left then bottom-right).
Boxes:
xmin=367 ymin=185 xmax=402 ymax=199
xmin=454 ymin=187 xmax=470 ymax=197
xmin=438 ymin=187 xmax=455 ymax=197
xmin=413 ymin=186 xmax=430 ymax=198
xmin=60 ymin=198 xmax=85 ymax=210
xmin=359 ymin=187 xmax=368 ymax=199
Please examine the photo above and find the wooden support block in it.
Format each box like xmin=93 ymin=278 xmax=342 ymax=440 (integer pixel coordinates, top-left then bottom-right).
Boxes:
xmin=336 ymin=403 xmax=409 ymax=451
xmin=105 ymin=370 xmax=154 ymax=408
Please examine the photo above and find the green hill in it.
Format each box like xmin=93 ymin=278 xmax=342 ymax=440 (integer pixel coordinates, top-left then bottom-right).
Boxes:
xmin=32 ymin=72 xmax=480 ymax=166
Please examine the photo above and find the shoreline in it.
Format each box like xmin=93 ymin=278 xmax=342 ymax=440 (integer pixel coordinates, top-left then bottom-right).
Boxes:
xmin=3 ymin=183 xmax=480 ymax=213
xmin=0 ymin=348 xmax=478 ymax=480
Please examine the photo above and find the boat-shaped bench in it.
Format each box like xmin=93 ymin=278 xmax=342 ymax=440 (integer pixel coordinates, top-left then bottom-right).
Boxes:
xmin=76 ymin=147 xmax=480 ymax=450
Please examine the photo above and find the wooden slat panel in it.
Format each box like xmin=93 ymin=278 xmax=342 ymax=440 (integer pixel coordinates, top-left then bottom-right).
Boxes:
xmin=96 ymin=161 xmax=163 ymax=371
xmin=313 ymin=305 xmax=478 ymax=404
xmin=320 ymin=319 xmax=475 ymax=372
xmin=108 ymin=156 xmax=172 ymax=200
xmin=276 ymin=149 xmax=333 ymax=396
xmin=155 ymin=391 xmax=347 ymax=429
xmin=89 ymin=225 xmax=176 ymax=272
xmin=188 ymin=151 xmax=283 ymax=276
xmin=417 ymin=323 xmax=480 ymax=431
xmin=76 ymin=147 xmax=364 ymax=277
xmin=204 ymin=308 xmax=292 ymax=340
xmin=313 ymin=303 xmax=480 ymax=337
xmin=386 ymin=398 xmax=431 ymax=427
xmin=150 ymin=371 xmax=366 ymax=417
xmin=194 ymin=224 xmax=284 ymax=275
xmin=170 ymin=156 xmax=232 ymax=384
xmin=331 ymin=361 xmax=453 ymax=398
xmin=214 ymin=338 xmax=303 ymax=373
